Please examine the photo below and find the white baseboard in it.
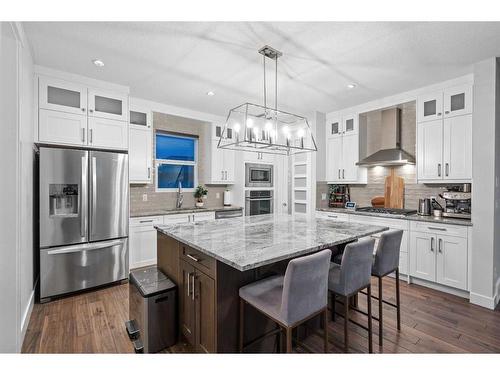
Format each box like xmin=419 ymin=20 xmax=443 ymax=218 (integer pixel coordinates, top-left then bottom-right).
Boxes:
xmin=469 ymin=292 xmax=497 ymax=310
xmin=130 ymin=259 xmax=157 ymax=270
xmin=20 ymin=290 xmax=35 ymax=346
xmin=408 ymin=276 xmax=469 ymax=299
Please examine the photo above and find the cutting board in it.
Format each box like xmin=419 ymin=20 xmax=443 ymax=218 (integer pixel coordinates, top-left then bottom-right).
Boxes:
xmin=384 ymin=169 xmax=405 ymax=209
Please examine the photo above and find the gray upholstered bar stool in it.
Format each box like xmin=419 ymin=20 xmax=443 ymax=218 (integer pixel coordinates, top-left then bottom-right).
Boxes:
xmin=329 ymin=238 xmax=375 ymax=353
xmin=369 ymin=229 xmax=404 ymax=347
xmin=239 ymin=249 xmax=332 ymax=353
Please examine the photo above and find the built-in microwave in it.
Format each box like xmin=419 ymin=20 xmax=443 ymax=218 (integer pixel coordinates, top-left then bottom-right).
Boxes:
xmin=245 ymin=163 xmax=273 ymax=187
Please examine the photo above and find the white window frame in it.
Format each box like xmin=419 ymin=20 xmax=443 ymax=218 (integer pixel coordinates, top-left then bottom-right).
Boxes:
xmin=155 ymin=133 xmax=198 ymax=192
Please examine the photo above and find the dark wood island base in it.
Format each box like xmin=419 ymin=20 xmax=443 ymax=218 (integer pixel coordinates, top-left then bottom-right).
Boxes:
xmin=157 ymin=232 xmax=289 ymax=353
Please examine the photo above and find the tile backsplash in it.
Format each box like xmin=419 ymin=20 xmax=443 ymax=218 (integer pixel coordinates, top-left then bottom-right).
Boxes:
xmin=130 ymin=112 xmax=229 ymax=215
xmin=317 ymin=165 xmax=451 ymax=210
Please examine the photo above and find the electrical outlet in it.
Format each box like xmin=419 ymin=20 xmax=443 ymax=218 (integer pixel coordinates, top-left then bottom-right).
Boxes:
xmin=216 ymin=192 xmax=220 ymax=199
xmin=321 ymin=193 xmax=327 ymax=200
xmin=142 ymin=194 xmax=148 ymax=202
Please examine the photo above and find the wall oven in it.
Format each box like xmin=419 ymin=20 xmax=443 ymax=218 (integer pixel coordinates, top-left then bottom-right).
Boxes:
xmin=245 ymin=163 xmax=273 ymax=187
xmin=245 ymin=190 xmax=273 ymax=216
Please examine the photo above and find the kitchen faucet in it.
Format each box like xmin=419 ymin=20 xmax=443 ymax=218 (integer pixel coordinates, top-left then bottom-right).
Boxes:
xmin=176 ymin=181 xmax=183 ymax=209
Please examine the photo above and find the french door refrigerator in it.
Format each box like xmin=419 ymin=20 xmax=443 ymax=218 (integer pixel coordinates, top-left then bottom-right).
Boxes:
xmin=39 ymin=147 xmax=129 ymax=301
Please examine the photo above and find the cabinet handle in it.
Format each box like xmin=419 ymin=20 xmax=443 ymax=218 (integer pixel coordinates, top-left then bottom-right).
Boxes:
xmin=338 ymin=169 xmax=341 ymax=179
xmin=430 ymin=237 xmax=434 ymax=252
xmin=81 ymin=108 xmax=85 ymax=112
xmin=186 ymin=272 xmax=191 ymax=296
xmin=147 ymin=167 xmax=151 ymax=179
xmin=428 ymin=226 xmax=447 ymax=231
xmin=327 ymin=215 xmax=338 ymax=218
xmin=221 ymin=171 xmax=224 ymax=180
xmin=191 ymin=274 xmax=195 ymax=301
xmin=437 ymin=112 xmax=442 ymax=116
xmin=445 ymin=111 xmax=450 ymax=114
xmin=90 ymin=128 xmax=93 ymax=144
xmin=438 ymin=238 xmax=443 ymax=253
xmin=81 ymin=128 xmax=85 ymax=143
xmin=186 ymin=254 xmax=200 ymax=262
xmin=225 ymin=171 xmax=228 ymax=180
xmin=342 ymin=169 xmax=345 ymax=179
xmin=89 ymin=109 xmax=94 ymax=113
xmin=192 ymin=214 xmax=195 ymax=222
xmin=445 ymin=163 xmax=449 ymax=177
xmin=437 ymin=163 xmax=441 ymax=177
xmin=139 ymin=219 xmax=154 ymax=223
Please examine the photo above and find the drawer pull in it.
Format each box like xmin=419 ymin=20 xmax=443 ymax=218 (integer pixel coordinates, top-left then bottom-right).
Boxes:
xmin=328 ymin=215 xmax=338 ymax=218
xmin=139 ymin=219 xmax=154 ymax=223
xmin=428 ymin=226 xmax=447 ymax=231
xmin=186 ymin=254 xmax=200 ymax=262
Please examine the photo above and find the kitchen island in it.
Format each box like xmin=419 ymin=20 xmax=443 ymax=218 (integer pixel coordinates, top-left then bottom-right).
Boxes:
xmin=155 ymin=214 xmax=388 ymax=353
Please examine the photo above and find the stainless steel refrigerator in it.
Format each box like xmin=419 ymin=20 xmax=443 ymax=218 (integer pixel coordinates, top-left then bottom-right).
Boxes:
xmin=39 ymin=147 xmax=129 ymax=301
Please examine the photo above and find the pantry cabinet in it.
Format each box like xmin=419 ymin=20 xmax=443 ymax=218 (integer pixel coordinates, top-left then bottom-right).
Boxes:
xmin=37 ymin=76 xmax=129 ymax=151
xmin=417 ymin=114 xmax=472 ymax=182
xmin=129 ymin=103 xmax=152 ymax=184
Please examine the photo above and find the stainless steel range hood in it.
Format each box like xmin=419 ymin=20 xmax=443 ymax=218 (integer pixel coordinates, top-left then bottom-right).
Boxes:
xmin=356 ymin=108 xmax=415 ymax=167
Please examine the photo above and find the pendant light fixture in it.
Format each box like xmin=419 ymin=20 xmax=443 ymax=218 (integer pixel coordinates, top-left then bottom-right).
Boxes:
xmin=218 ymin=45 xmax=317 ymax=156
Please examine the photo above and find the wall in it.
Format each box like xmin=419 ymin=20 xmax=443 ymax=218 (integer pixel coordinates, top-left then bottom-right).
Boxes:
xmin=130 ymin=112 xmax=228 ymax=215
xmin=0 ymin=21 xmax=20 ymax=353
xmin=470 ymin=58 xmax=497 ymax=309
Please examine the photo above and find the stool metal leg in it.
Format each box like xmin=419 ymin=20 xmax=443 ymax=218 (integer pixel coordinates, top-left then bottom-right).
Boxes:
xmin=344 ymin=295 xmax=349 ymax=352
xmin=239 ymin=298 xmax=244 ymax=353
xmin=378 ymin=276 xmax=383 ymax=347
xmin=286 ymin=327 xmax=293 ymax=353
xmin=323 ymin=308 xmax=329 ymax=353
xmin=396 ymin=268 xmax=401 ymax=331
xmin=367 ymin=285 xmax=373 ymax=353
xmin=331 ymin=292 xmax=336 ymax=321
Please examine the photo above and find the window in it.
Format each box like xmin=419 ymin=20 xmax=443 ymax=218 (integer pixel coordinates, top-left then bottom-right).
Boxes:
xmin=155 ymin=132 xmax=198 ymax=191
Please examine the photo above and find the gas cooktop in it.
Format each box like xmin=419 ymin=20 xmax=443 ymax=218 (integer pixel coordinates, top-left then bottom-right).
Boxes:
xmin=355 ymin=207 xmax=417 ymax=216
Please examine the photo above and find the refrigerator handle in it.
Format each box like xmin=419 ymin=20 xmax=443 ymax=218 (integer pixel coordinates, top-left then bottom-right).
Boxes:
xmin=81 ymin=156 xmax=87 ymax=238
xmin=46 ymin=239 xmax=125 ymax=255
xmin=91 ymin=156 xmax=97 ymax=235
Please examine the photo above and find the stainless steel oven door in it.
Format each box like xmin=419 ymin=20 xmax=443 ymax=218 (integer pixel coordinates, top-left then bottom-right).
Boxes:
xmin=245 ymin=163 xmax=273 ymax=187
xmin=40 ymin=238 xmax=128 ymax=300
xmin=245 ymin=197 xmax=274 ymax=216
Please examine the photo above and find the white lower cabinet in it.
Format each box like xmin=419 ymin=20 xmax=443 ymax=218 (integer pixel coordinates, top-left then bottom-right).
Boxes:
xmin=129 ymin=216 xmax=164 ymax=269
xmin=410 ymin=224 xmax=468 ymax=290
xmin=39 ymin=109 xmax=87 ymax=146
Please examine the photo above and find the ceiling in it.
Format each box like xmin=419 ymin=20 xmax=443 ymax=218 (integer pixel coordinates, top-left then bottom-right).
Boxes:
xmin=23 ymin=22 xmax=500 ymax=117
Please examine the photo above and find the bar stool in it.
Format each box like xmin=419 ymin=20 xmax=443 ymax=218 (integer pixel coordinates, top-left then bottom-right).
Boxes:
xmin=370 ymin=229 xmax=403 ymax=347
xmin=329 ymin=238 xmax=375 ymax=353
xmin=239 ymin=249 xmax=332 ymax=353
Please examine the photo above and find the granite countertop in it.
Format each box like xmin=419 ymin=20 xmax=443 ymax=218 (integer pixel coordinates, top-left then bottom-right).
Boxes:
xmin=130 ymin=206 xmax=243 ymax=218
xmin=316 ymin=207 xmax=472 ymax=227
xmin=155 ymin=214 xmax=388 ymax=271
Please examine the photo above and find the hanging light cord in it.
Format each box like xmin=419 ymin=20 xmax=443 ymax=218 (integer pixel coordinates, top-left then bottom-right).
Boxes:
xmin=263 ymin=54 xmax=267 ymax=111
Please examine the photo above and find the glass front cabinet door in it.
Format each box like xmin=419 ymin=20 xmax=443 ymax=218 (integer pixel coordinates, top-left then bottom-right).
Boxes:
xmin=88 ymin=89 xmax=128 ymax=122
xmin=443 ymin=84 xmax=472 ymax=118
xmin=417 ymin=91 xmax=443 ymax=123
xmin=342 ymin=114 xmax=358 ymax=135
xmin=39 ymin=77 xmax=87 ymax=116
xmin=329 ymin=117 xmax=342 ymax=137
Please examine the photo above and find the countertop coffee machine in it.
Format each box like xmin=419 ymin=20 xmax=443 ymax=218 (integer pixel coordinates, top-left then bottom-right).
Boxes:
xmin=439 ymin=184 xmax=471 ymax=219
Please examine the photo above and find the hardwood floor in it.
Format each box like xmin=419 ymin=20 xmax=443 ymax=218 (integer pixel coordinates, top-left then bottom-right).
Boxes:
xmin=22 ymin=277 xmax=500 ymax=354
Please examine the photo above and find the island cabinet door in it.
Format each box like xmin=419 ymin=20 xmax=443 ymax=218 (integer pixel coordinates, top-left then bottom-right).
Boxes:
xmin=195 ymin=271 xmax=216 ymax=353
xmin=180 ymin=260 xmax=196 ymax=346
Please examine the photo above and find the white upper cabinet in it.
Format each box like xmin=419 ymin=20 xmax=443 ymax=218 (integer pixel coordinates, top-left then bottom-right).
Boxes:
xmin=88 ymin=89 xmax=128 ymax=122
xmin=417 ymin=119 xmax=443 ymax=180
xmin=443 ymin=84 xmax=472 ymax=118
xmin=37 ymin=76 xmax=130 ymax=151
xmin=417 ymin=83 xmax=473 ymax=183
xmin=129 ymin=102 xmax=152 ymax=184
xmin=39 ymin=77 xmax=87 ymax=116
xmin=443 ymin=114 xmax=472 ymax=180
xmin=88 ymin=117 xmax=128 ymax=150
xmin=39 ymin=109 xmax=87 ymax=146
xmin=417 ymin=91 xmax=443 ymax=123
xmin=214 ymin=124 xmax=235 ymax=144
xmin=205 ymin=124 xmax=236 ymax=185
xmin=325 ymin=112 xmax=366 ymax=184
xmin=418 ymin=84 xmax=472 ymax=123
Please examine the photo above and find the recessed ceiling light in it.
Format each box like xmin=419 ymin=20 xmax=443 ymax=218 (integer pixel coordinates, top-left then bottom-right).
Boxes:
xmin=92 ymin=59 xmax=104 ymax=67
xmin=206 ymin=91 xmax=215 ymax=96
xmin=347 ymin=83 xmax=357 ymax=89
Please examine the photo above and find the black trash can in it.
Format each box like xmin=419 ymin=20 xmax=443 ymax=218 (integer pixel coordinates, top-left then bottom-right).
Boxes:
xmin=126 ymin=266 xmax=177 ymax=353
